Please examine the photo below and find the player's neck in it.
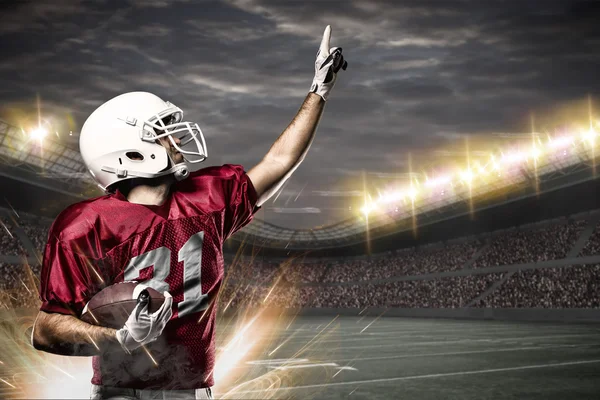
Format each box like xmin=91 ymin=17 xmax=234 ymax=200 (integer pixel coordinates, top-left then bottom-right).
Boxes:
xmin=126 ymin=176 xmax=174 ymax=206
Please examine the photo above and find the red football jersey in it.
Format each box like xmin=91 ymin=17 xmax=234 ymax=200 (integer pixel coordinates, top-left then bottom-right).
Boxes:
xmin=38 ymin=164 xmax=258 ymax=389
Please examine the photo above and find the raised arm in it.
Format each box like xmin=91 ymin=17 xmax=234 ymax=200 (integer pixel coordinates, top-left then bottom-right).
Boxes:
xmin=248 ymin=25 xmax=347 ymax=207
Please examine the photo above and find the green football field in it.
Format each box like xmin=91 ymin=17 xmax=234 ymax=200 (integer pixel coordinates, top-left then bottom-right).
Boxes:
xmin=217 ymin=315 xmax=600 ymax=400
xmin=1 ymin=313 xmax=600 ymax=399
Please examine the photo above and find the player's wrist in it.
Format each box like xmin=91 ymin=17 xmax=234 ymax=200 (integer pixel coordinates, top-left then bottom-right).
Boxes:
xmin=309 ymin=81 xmax=330 ymax=101
xmin=115 ymin=328 xmax=133 ymax=354
xmin=96 ymin=326 xmax=121 ymax=351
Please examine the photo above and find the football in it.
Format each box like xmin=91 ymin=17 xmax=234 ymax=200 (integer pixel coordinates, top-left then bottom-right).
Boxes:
xmin=80 ymin=281 xmax=166 ymax=329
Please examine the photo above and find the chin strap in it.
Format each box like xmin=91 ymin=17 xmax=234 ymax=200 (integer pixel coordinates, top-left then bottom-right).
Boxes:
xmin=101 ymin=162 xmax=189 ymax=182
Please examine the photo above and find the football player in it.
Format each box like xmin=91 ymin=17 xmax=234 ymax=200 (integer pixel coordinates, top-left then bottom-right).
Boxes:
xmin=31 ymin=26 xmax=347 ymax=399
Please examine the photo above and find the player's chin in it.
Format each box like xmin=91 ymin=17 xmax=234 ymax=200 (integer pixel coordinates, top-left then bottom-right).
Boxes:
xmin=172 ymin=153 xmax=184 ymax=164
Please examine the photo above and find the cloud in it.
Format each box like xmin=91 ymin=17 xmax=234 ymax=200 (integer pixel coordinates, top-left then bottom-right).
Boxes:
xmin=126 ymin=0 xmax=190 ymax=8
xmin=2 ymin=0 xmax=600 ymax=229
xmin=0 ymin=0 xmax=91 ymax=34
xmin=185 ymin=20 xmax=274 ymax=42
xmin=116 ymin=25 xmax=172 ymax=37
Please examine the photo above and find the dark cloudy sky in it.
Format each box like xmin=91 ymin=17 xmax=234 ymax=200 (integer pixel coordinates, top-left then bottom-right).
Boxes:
xmin=1 ymin=0 xmax=600 ymax=229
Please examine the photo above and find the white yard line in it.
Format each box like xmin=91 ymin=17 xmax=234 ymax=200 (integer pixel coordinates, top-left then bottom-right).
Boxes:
xmin=227 ymin=326 xmax=599 ymax=341
xmin=257 ymin=329 xmax=598 ymax=345
xmin=319 ymin=333 xmax=600 ymax=351
xmin=330 ymin=344 xmax=596 ymax=363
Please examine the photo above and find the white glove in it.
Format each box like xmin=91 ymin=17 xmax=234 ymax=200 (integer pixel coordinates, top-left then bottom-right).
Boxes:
xmin=309 ymin=25 xmax=348 ymax=101
xmin=115 ymin=284 xmax=173 ymax=354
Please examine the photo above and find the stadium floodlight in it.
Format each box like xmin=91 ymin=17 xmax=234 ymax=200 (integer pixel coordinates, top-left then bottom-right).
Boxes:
xmin=459 ymin=168 xmax=474 ymax=184
xmin=407 ymin=187 xmax=418 ymax=201
xmin=501 ymin=151 xmax=527 ymax=165
xmin=424 ymin=175 xmax=451 ymax=188
xmin=361 ymin=202 xmax=377 ymax=217
xmin=30 ymin=126 xmax=48 ymax=141
xmin=529 ymin=146 xmax=542 ymax=160
xmin=581 ymin=128 xmax=596 ymax=145
xmin=548 ymin=136 xmax=574 ymax=149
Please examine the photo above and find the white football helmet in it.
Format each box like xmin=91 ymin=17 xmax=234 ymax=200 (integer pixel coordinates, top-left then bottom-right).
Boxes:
xmin=79 ymin=92 xmax=208 ymax=191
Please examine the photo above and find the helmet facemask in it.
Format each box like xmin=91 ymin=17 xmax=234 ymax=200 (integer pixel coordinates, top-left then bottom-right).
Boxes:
xmin=141 ymin=104 xmax=208 ymax=166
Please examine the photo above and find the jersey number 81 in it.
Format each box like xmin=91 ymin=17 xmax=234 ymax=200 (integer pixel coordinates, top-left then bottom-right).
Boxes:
xmin=123 ymin=231 xmax=208 ymax=318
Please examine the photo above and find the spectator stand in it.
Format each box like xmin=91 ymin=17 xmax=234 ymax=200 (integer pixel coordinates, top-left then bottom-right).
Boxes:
xmin=568 ymin=214 xmax=600 ymax=257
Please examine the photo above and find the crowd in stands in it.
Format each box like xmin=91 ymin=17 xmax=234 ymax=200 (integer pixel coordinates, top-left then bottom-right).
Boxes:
xmin=471 ymin=219 xmax=587 ymax=268
xmin=0 ymin=217 xmax=26 ymax=256
xmin=319 ymin=240 xmax=482 ymax=283
xmin=1 ymin=214 xmax=600 ymax=309
xmin=475 ymin=265 xmax=600 ymax=308
xmin=579 ymin=220 xmax=600 ymax=257
xmin=18 ymin=220 xmax=49 ymax=256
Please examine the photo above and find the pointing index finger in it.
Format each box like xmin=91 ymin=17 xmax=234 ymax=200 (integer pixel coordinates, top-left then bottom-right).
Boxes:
xmin=320 ymin=25 xmax=331 ymax=56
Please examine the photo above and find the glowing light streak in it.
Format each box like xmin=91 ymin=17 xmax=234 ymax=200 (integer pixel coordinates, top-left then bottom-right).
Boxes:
xmin=48 ymin=363 xmax=75 ymax=379
xmin=333 ymin=365 xmax=358 ymax=378
xmin=19 ymin=277 xmax=31 ymax=294
xmin=288 ymin=315 xmax=339 ymax=360
xmin=360 ymin=310 xmax=387 ymax=334
xmin=0 ymin=220 xmax=13 ymax=238
xmin=197 ymin=300 xmax=213 ymax=324
xmin=223 ymin=296 xmax=234 ymax=313
xmin=531 ymin=115 xmax=540 ymax=194
xmin=0 ymin=378 xmax=16 ymax=388
xmin=214 ymin=338 xmax=257 ymax=382
xmin=263 ymin=275 xmax=283 ymax=304
xmin=86 ymin=333 xmax=99 ymax=351
xmin=87 ymin=310 xmax=99 ymax=325
xmin=268 ymin=331 xmax=299 ymax=356
xmin=34 ymin=372 xmax=47 ymax=381
xmin=142 ymin=345 xmax=158 ymax=366
xmin=274 ymin=362 xmax=339 ymax=370
xmin=4 ymin=199 xmax=19 ymax=218
xmin=271 ymin=180 xmax=290 ymax=204
xmin=223 ymin=313 xmax=261 ymax=352
xmin=337 ymin=366 xmax=358 ymax=371
xmin=86 ymin=260 xmax=104 ymax=284
xmin=294 ymin=183 xmax=307 ymax=202
xmin=247 ymin=358 xmax=309 ymax=366
xmin=285 ymin=316 xmax=296 ymax=331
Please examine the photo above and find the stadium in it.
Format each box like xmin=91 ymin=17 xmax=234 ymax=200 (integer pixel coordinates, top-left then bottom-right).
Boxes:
xmin=1 ymin=107 xmax=600 ymax=399
xmin=3 ymin=1 xmax=600 ymax=398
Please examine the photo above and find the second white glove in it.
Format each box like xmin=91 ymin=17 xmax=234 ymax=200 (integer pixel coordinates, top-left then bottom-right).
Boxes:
xmin=309 ymin=25 xmax=348 ymax=101
xmin=115 ymin=284 xmax=173 ymax=354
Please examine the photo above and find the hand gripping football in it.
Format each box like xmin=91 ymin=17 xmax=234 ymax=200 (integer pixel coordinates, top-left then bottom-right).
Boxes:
xmin=80 ymin=281 xmax=166 ymax=329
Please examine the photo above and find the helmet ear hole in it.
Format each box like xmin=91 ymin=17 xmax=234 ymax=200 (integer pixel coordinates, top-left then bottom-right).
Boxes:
xmin=126 ymin=151 xmax=144 ymax=161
